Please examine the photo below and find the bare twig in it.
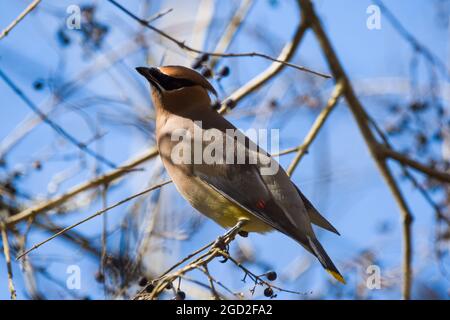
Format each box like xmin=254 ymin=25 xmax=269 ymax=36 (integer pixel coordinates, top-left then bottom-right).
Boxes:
xmin=107 ymin=0 xmax=329 ymax=78
xmin=136 ymin=220 xmax=305 ymax=300
xmin=100 ymin=183 xmax=109 ymax=297
xmin=219 ymin=2 xmax=311 ymax=113
xmin=373 ymin=0 xmax=450 ymax=81
xmin=209 ymin=0 xmax=255 ymax=69
xmin=0 ymin=0 xmax=41 ymax=40
xmin=1 ymin=223 xmax=17 ymax=299
xmin=33 ymin=219 xmax=102 ymax=258
xmin=299 ymin=0 xmax=413 ymax=299
xmin=200 ymin=264 xmax=222 ymax=300
xmin=219 ymin=250 xmax=305 ymax=296
xmin=0 ymin=69 xmax=117 ymax=169
xmin=136 ymin=220 xmax=246 ymax=299
xmin=147 ymin=8 xmax=173 ymax=24
xmin=378 ymin=146 xmax=450 ymax=184
xmin=5 ymin=147 xmax=159 ymax=227
xmin=0 ymin=34 xmax=143 ymax=160
xmin=286 ymin=80 xmax=344 ymax=176
xmin=16 ymin=179 xmax=171 ymax=260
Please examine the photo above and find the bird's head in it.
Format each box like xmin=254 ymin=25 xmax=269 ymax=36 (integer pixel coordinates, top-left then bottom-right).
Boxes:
xmin=136 ymin=65 xmax=217 ymax=112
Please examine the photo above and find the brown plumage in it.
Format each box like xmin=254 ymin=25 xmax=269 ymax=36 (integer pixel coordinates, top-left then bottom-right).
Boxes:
xmin=136 ymin=65 xmax=345 ymax=283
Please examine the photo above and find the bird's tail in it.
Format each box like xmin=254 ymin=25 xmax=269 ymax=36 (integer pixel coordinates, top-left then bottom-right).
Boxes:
xmin=307 ymin=236 xmax=346 ymax=284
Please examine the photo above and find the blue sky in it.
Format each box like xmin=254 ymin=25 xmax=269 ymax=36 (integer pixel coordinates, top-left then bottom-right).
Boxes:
xmin=0 ymin=0 xmax=449 ymax=299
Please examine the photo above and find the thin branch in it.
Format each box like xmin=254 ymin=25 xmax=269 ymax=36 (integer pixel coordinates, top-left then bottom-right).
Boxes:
xmin=1 ymin=223 xmax=17 ymax=299
xmin=209 ymin=0 xmax=255 ymax=69
xmin=147 ymin=8 xmax=173 ymax=24
xmin=0 ymin=69 xmax=117 ymax=169
xmin=107 ymin=0 xmax=329 ymax=78
xmin=368 ymin=117 xmax=448 ymax=222
xmin=286 ymin=80 xmax=344 ymax=176
xmin=219 ymin=3 xmax=311 ymax=113
xmin=0 ymin=34 xmax=144 ymax=160
xmin=136 ymin=221 xmax=246 ymax=300
xmin=16 ymin=180 xmax=171 ymax=260
xmin=0 ymin=0 xmax=41 ymax=40
xmin=100 ymin=183 xmax=108 ymax=298
xmin=373 ymin=0 xmax=450 ymax=81
xmin=219 ymin=250 xmax=305 ymax=296
xmin=136 ymin=220 xmax=305 ymax=300
xmin=136 ymin=227 xmax=242 ymax=298
xmin=299 ymin=0 xmax=413 ymax=299
xmin=33 ymin=219 xmax=102 ymax=258
xmin=200 ymin=264 xmax=221 ymax=300
xmin=5 ymin=147 xmax=159 ymax=227
xmin=378 ymin=146 xmax=450 ymax=184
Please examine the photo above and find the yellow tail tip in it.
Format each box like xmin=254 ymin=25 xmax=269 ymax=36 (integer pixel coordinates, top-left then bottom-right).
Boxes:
xmin=326 ymin=269 xmax=346 ymax=284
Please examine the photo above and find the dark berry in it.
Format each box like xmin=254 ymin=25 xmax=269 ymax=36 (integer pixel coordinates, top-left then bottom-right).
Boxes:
xmin=57 ymin=29 xmax=71 ymax=46
xmin=145 ymin=283 xmax=155 ymax=293
xmin=191 ymin=58 xmax=203 ymax=70
xmin=409 ymin=101 xmax=427 ymax=112
xmin=211 ymin=101 xmax=221 ymax=110
xmin=201 ymin=67 xmax=212 ymax=78
xmin=32 ymin=161 xmax=42 ymax=170
xmin=199 ymin=53 xmax=209 ymax=62
xmin=416 ymin=133 xmax=427 ymax=146
xmin=238 ymin=231 xmax=248 ymax=237
xmin=33 ymin=79 xmax=44 ymax=90
xmin=138 ymin=277 xmax=147 ymax=287
xmin=95 ymin=271 xmax=105 ymax=283
xmin=12 ymin=171 xmax=23 ymax=179
xmin=269 ymin=100 xmax=278 ymax=109
xmin=218 ymin=66 xmax=230 ymax=77
xmin=165 ymin=282 xmax=173 ymax=290
xmin=176 ymin=290 xmax=186 ymax=300
xmin=225 ymin=99 xmax=236 ymax=110
xmin=264 ymin=287 xmax=274 ymax=297
xmin=266 ymin=271 xmax=277 ymax=281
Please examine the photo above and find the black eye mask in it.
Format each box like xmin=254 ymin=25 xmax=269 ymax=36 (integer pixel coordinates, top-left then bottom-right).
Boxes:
xmin=155 ymin=71 xmax=197 ymax=91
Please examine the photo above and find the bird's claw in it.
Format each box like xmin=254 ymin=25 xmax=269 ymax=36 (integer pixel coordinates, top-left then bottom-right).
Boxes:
xmin=213 ymin=236 xmax=230 ymax=263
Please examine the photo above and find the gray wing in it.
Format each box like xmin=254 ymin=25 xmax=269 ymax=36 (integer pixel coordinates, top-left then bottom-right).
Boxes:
xmin=195 ymin=162 xmax=297 ymax=229
xmin=191 ymin=126 xmax=308 ymax=240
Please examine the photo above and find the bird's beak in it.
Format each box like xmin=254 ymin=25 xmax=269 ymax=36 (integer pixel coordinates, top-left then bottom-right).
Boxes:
xmin=135 ymin=66 xmax=164 ymax=92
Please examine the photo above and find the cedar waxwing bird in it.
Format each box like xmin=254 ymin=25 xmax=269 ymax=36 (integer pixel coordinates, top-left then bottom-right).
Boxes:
xmin=136 ymin=65 xmax=345 ymax=284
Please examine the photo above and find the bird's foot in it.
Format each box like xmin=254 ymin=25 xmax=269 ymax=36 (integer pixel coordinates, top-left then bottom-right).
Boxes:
xmin=213 ymin=235 xmax=228 ymax=251
xmin=213 ymin=236 xmax=230 ymax=263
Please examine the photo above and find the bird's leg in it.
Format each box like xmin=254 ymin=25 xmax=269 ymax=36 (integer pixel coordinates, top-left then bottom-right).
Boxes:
xmin=214 ymin=220 xmax=247 ymax=262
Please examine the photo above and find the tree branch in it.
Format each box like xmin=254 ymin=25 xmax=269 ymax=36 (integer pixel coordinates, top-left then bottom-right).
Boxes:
xmin=208 ymin=0 xmax=255 ymax=69
xmin=299 ymin=0 xmax=413 ymax=299
xmin=0 ymin=0 xmax=41 ymax=40
xmin=378 ymin=146 xmax=450 ymax=184
xmin=286 ymin=80 xmax=344 ymax=176
xmin=5 ymin=147 xmax=158 ymax=227
xmin=219 ymin=1 xmax=311 ymax=113
xmin=107 ymin=0 xmax=329 ymax=78
xmin=1 ymin=223 xmax=16 ymax=299
xmin=0 ymin=69 xmax=117 ymax=169
xmin=16 ymin=179 xmax=171 ymax=260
